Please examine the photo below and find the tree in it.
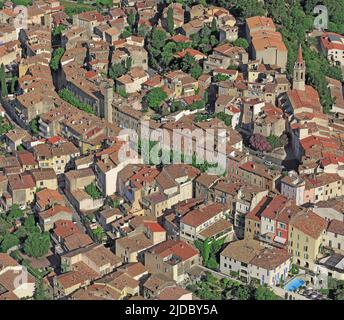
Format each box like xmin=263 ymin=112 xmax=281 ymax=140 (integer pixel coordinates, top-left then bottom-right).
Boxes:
xmin=0 ymin=64 xmax=8 ymax=97
xmin=144 ymin=87 xmax=168 ymax=111
xmin=10 ymin=76 xmax=17 ymax=94
xmin=218 ymin=0 xmax=265 ymax=21
xmin=108 ymin=62 xmax=126 ymax=80
xmin=127 ymin=11 xmax=136 ymax=31
xmin=50 ymin=48 xmax=65 ymax=71
xmin=24 ymin=232 xmax=50 ymax=258
xmin=151 ymin=28 xmax=167 ymax=50
xmin=96 ymin=0 xmax=112 ymax=8
xmin=216 ymin=112 xmax=232 ymax=126
xmin=233 ymin=38 xmax=249 ymax=50
xmin=59 ymin=89 xmax=95 ymax=114
xmin=235 ymin=285 xmax=253 ymax=300
xmin=161 ymin=42 xmax=176 ymax=67
xmin=138 ymin=25 xmax=150 ymax=38
xmin=117 ymin=87 xmax=128 ymax=98
xmin=29 ymin=116 xmax=40 ymax=135
xmin=254 ymin=285 xmax=280 ymax=300
xmin=120 ymin=27 xmax=132 ymax=39
xmin=34 ymin=278 xmax=49 ymax=300
xmin=24 ymin=215 xmax=39 ymax=234
xmin=190 ymin=64 xmax=203 ymax=80
xmin=7 ymin=205 xmax=24 ymax=222
xmin=167 ymin=7 xmax=174 ymax=35
xmin=84 ymin=182 xmax=102 ymax=199
xmin=249 ymin=134 xmax=272 ymax=152
xmin=52 ymin=24 xmax=65 ymax=37
xmin=214 ymin=74 xmax=230 ymax=82
xmin=126 ymin=57 xmax=132 ymax=71
xmin=0 ymin=116 xmax=13 ymax=135
xmin=211 ymin=18 xmax=217 ymax=32
xmin=110 ymin=199 xmax=120 ymax=208
xmin=14 ymin=226 xmax=28 ymax=240
xmin=92 ymin=226 xmax=105 ymax=243
xmin=0 ymin=233 xmax=19 ymax=253
xmin=170 ymin=100 xmax=184 ymax=113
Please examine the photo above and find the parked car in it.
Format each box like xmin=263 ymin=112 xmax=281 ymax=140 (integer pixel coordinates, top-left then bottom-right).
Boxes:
xmin=264 ymin=161 xmax=273 ymax=166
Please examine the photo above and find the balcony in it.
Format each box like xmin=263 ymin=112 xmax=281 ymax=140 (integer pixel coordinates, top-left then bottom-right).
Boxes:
xmin=255 ymin=234 xmax=286 ymax=249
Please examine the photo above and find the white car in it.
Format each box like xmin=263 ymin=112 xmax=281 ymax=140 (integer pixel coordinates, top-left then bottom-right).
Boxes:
xmin=264 ymin=161 xmax=273 ymax=166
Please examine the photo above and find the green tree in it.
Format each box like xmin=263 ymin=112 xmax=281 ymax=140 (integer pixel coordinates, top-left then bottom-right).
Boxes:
xmin=7 ymin=205 xmax=24 ymax=222
xmin=190 ymin=64 xmax=203 ymax=80
xmin=10 ymin=76 xmax=17 ymax=94
xmin=120 ymin=26 xmax=132 ymax=39
xmin=34 ymin=278 xmax=49 ymax=300
xmin=233 ymin=38 xmax=249 ymax=50
xmin=0 ymin=116 xmax=13 ymax=135
xmin=151 ymin=28 xmax=168 ymax=50
xmin=24 ymin=215 xmax=39 ymax=234
xmin=52 ymin=24 xmax=65 ymax=37
xmin=235 ymin=285 xmax=253 ymax=300
xmin=50 ymin=48 xmax=65 ymax=71
xmin=214 ymin=74 xmax=230 ymax=82
xmin=84 ymin=182 xmax=102 ymax=199
xmin=96 ymin=0 xmax=112 ymax=8
xmin=29 ymin=116 xmax=40 ymax=135
xmin=59 ymin=89 xmax=95 ymax=114
xmin=127 ymin=11 xmax=136 ymax=30
xmin=92 ymin=226 xmax=105 ymax=243
xmin=144 ymin=87 xmax=168 ymax=111
xmin=167 ymin=7 xmax=175 ymax=35
xmin=0 ymin=233 xmax=19 ymax=253
xmin=0 ymin=64 xmax=8 ymax=97
xmin=218 ymin=0 xmax=265 ymax=21
xmin=109 ymin=62 xmax=127 ymax=80
xmin=254 ymin=285 xmax=280 ymax=300
xmin=161 ymin=42 xmax=176 ymax=67
xmin=211 ymin=18 xmax=217 ymax=32
xmin=138 ymin=25 xmax=150 ymax=38
xmin=24 ymin=232 xmax=50 ymax=258
xmin=110 ymin=199 xmax=120 ymax=208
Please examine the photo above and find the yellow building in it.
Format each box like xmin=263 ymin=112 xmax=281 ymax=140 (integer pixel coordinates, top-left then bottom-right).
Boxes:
xmin=288 ymin=211 xmax=327 ymax=270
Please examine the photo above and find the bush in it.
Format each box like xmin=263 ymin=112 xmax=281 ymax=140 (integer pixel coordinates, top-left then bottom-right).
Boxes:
xmin=84 ymin=182 xmax=102 ymax=199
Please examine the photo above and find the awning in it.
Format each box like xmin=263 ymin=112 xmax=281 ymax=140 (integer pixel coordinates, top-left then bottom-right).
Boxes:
xmin=274 ymin=236 xmax=287 ymax=244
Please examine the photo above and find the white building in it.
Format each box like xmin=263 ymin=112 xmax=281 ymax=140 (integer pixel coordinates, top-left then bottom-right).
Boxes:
xmin=220 ymin=240 xmax=291 ymax=286
xmin=280 ymin=171 xmax=305 ymax=205
xmin=320 ymin=32 xmax=344 ymax=67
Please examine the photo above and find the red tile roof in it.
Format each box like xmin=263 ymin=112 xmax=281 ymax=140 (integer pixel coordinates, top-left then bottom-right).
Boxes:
xmin=144 ymin=221 xmax=166 ymax=233
xmin=149 ymin=240 xmax=199 ymax=261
